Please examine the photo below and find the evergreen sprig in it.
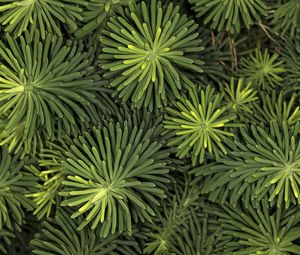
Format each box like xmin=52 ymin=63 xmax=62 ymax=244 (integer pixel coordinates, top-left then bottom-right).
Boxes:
xmin=143 ymin=178 xmax=201 ymax=255
xmin=26 ymin=140 xmax=70 ymax=220
xmin=0 ymin=0 xmax=85 ymax=38
xmin=239 ymin=49 xmax=285 ymax=91
xmin=75 ymin=0 xmax=134 ymax=38
xmin=193 ymin=121 xmax=300 ymax=208
xmin=224 ymin=78 xmax=258 ymax=113
xmin=0 ymin=30 xmax=108 ymax=156
xmin=0 ymin=0 xmax=300 ymax=253
xmin=251 ymin=91 xmax=300 ymax=126
xmin=31 ymin=208 xmax=142 ymax=255
xmin=0 ymin=147 xmax=36 ymax=231
xmin=205 ymin=199 xmax=300 ymax=254
xmin=164 ymin=85 xmax=237 ymax=165
xmin=188 ymin=0 xmax=267 ymax=33
xmin=59 ymin=114 xmax=172 ymax=236
xmin=270 ymin=0 xmax=300 ymax=38
xmin=281 ymin=39 xmax=300 ymax=91
xmin=99 ymin=0 xmax=204 ymax=109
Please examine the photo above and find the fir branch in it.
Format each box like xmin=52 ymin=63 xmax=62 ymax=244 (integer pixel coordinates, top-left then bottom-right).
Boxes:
xmin=205 ymin=199 xmax=300 ymax=254
xmin=239 ymin=49 xmax=285 ymax=92
xmin=31 ymin=208 xmax=142 ymax=255
xmin=189 ymin=0 xmax=267 ymax=33
xmin=0 ymin=147 xmax=37 ymax=231
xmin=281 ymin=38 xmax=300 ymax=91
xmin=25 ymin=139 xmax=71 ymax=220
xmin=250 ymin=91 xmax=300 ymax=126
xmin=59 ymin=113 xmax=172 ymax=236
xmin=0 ymin=30 xmax=109 ymax=156
xmin=164 ymin=85 xmax=238 ymax=165
xmin=75 ymin=0 xmax=134 ymax=38
xmin=223 ymin=78 xmax=258 ymax=114
xmin=270 ymin=0 xmax=300 ymax=38
xmin=192 ymin=121 xmax=300 ymax=208
xmin=0 ymin=0 xmax=85 ymax=38
xmin=143 ymin=176 xmax=203 ymax=255
xmin=99 ymin=0 xmax=204 ymax=109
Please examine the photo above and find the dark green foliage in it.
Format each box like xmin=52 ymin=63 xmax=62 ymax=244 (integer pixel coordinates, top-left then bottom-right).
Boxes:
xmin=59 ymin=113 xmax=172 ymax=236
xmin=196 ymin=29 xmax=231 ymax=83
xmin=193 ymin=121 xmax=300 ymax=208
xmin=75 ymin=0 xmax=135 ymax=38
xmin=144 ymin=179 xmax=222 ymax=255
xmin=250 ymin=91 xmax=300 ymax=125
xmin=1 ymin=0 xmax=300 ymax=253
xmin=0 ymin=30 xmax=109 ymax=156
xmin=204 ymin=199 xmax=300 ymax=254
xmin=31 ymin=208 xmax=142 ymax=255
xmin=99 ymin=0 xmax=204 ymax=109
xmin=239 ymin=49 xmax=285 ymax=91
xmin=142 ymin=174 xmax=222 ymax=255
xmin=281 ymin=39 xmax=300 ymax=91
xmin=0 ymin=228 xmax=14 ymax=254
xmin=0 ymin=147 xmax=36 ymax=231
xmin=270 ymin=0 xmax=300 ymax=38
xmin=143 ymin=178 xmax=201 ymax=254
xmin=5 ymin=213 xmax=41 ymax=255
xmin=188 ymin=0 xmax=267 ymax=33
xmin=0 ymin=0 xmax=84 ymax=38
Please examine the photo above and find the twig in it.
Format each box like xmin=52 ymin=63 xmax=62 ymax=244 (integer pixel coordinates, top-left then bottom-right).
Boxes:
xmin=229 ymin=36 xmax=237 ymax=71
xmin=257 ymin=22 xmax=280 ymax=46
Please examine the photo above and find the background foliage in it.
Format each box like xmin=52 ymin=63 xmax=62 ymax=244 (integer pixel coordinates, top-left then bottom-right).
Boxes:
xmin=0 ymin=0 xmax=300 ymax=254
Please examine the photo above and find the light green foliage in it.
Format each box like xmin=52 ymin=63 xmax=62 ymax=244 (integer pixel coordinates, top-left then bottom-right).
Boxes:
xmin=164 ymin=86 xmax=237 ymax=165
xmin=224 ymin=78 xmax=258 ymax=113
